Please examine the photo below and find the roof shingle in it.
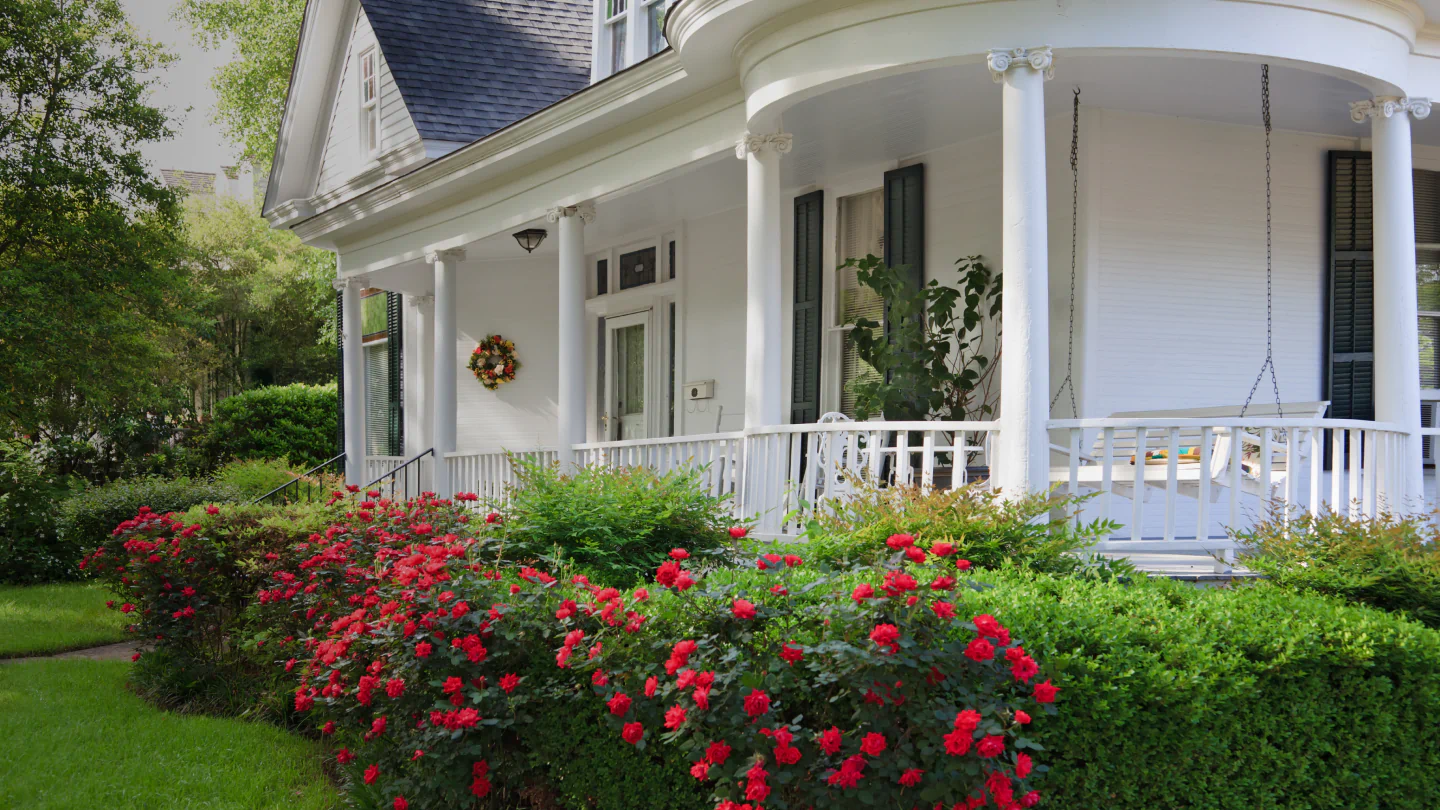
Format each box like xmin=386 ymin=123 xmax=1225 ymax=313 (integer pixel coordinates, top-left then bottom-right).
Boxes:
xmin=359 ymin=0 xmax=593 ymax=144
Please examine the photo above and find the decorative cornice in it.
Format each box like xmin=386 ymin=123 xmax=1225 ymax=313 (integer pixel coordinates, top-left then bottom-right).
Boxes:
xmin=734 ymin=131 xmax=793 ymax=159
xmin=425 ymin=248 xmax=467 ymax=265
xmin=406 ymin=294 xmax=434 ymax=308
xmin=1350 ymin=95 xmax=1432 ymax=123
xmin=987 ymin=47 xmax=1055 ymax=83
xmin=546 ymin=202 xmax=596 ymax=224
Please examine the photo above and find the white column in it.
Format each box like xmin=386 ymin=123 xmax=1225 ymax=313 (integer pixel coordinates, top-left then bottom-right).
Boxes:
xmin=737 ymin=132 xmax=791 ymax=429
xmin=429 ymin=248 xmax=465 ymax=498
xmin=407 ymin=295 xmax=435 ymax=485
xmin=1353 ymin=95 xmax=1430 ymax=508
xmin=990 ymin=47 xmax=1054 ymax=497
xmin=338 ymin=276 xmax=366 ymax=485
xmin=548 ymin=204 xmax=594 ymax=469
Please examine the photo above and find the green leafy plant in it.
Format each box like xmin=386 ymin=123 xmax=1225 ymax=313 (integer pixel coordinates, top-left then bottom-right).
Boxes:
xmin=60 ymin=477 xmax=242 ymax=568
xmin=498 ymin=458 xmax=737 ymax=587
xmin=0 ymin=441 xmax=85 ymax=583
xmin=1236 ymin=506 xmax=1440 ymax=627
xmin=212 ymin=458 xmax=306 ymax=500
xmin=845 ymin=254 xmax=1001 ymax=421
xmin=200 ymin=383 xmax=338 ymax=469
xmin=801 ymin=481 xmax=1118 ymax=575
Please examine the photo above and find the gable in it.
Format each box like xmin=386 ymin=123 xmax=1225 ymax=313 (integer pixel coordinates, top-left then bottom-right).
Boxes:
xmin=315 ymin=6 xmax=420 ymax=195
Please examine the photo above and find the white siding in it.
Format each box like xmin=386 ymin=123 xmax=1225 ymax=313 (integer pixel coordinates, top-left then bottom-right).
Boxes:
xmin=681 ymin=207 xmax=749 ymax=435
xmin=1086 ymin=110 xmax=1348 ymax=417
xmin=315 ymin=8 xmax=420 ymax=195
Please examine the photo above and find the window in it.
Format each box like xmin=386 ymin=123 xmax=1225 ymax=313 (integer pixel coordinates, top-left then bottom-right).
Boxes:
xmin=594 ymin=0 xmax=670 ymax=80
xmin=360 ymin=289 xmax=391 ymax=455
xmin=835 ymin=190 xmax=886 ymax=417
xmin=619 ymin=246 xmax=657 ymax=290
xmin=359 ymin=48 xmax=380 ymax=158
xmin=604 ymin=0 xmax=628 ymax=75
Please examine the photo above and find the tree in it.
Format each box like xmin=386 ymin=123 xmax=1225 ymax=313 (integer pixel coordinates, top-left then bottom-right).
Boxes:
xmin=177 ymin=0 xmax=305 ymax=173
xmin=0 ymin=0 xmax=195 ymax=458
xmin=181 ymin=195 xmax=336 ymax=410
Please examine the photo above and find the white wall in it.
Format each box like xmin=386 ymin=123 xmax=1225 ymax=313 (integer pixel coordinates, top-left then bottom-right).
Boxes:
xmin=316 ymin=7 xmax=420 ymax=195
xmin=679 ymin=206 xmax=748 ymax=435
xmin=1084 ymin=109 xmax=1351 ymax=417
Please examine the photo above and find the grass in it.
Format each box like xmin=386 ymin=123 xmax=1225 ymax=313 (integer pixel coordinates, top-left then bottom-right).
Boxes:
xmin=0 ymin=659 xmax=338 ymax=810
xmin=0 ymin=582 xmax=128 ymax=657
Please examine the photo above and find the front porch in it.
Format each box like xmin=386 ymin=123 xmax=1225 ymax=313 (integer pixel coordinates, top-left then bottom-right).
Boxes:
xmin=339 ymin=50 xmax=1440 ymax=570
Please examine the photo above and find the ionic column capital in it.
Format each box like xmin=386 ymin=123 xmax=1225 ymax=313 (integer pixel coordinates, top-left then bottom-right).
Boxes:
xmin=331 ymin=275 xmax=368 ymax=292
xmin=406 ymin=294 xmax=434 ymax=309
xmin=425 ymin=247 xmax=467 ymax=265
xmin=1350 ymin=96 xmax=1431 ymax=123
xmin=735 ymin=132 xmax=793 ymax=160
xmin=546 ymin=203 xmax=595 ymax=224
xmin=987 ymin=46 xmax=1054 ymax=83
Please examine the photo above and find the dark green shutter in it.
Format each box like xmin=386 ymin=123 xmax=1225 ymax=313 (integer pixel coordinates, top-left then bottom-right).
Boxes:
xmin=1326 ymin=151 xmax=1374 ymax=421
xmin=385 ymin=292 xmax=404 ymax=455
xmin=883 ymin=164 xmax=925 ymax=302
xmin=335 ymin=289 xmax=345 ymax=454
xmin=791 ymin=190 xmax=823 ymax=424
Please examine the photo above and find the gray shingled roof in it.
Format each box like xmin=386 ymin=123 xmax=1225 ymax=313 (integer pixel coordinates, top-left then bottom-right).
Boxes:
xmin=359 ymin=0 xmax=593 ymax=145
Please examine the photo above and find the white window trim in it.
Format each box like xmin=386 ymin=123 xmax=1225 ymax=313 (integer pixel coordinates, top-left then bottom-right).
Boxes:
xmin=359 ymin=46 xmax=381 ymax=160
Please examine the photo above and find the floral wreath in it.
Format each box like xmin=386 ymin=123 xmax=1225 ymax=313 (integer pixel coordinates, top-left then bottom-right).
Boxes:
xmin=468 ymin=335 xmax=520 ymax=391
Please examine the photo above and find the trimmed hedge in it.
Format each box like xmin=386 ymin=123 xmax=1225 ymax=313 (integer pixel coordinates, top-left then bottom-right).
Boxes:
xmin=202 ymin=384 xmax=337 ymax=469
xmin=63 ymin=478 xmax=241 ymax=578
xmin=84 ymin=495 xmax=1440 ymax=810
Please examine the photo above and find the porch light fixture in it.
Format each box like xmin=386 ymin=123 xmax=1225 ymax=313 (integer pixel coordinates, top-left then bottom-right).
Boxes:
xmin=512 ymin=228 xmax=547 ymax=253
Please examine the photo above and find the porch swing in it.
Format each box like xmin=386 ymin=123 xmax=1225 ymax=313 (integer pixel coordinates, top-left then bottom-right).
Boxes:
xmin=1046 ymin=66 xmax=1327 ymax=501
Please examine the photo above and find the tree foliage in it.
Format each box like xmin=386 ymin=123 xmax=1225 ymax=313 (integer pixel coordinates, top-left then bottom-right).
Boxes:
xmin=0 ymin=0 xmax=192 ymax=444
xmin=176 ymin=0 xmax=305 ymax=172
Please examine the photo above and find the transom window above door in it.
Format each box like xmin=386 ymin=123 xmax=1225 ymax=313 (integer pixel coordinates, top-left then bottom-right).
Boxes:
xmin=591 ymin=235 xmax=676 ymax=297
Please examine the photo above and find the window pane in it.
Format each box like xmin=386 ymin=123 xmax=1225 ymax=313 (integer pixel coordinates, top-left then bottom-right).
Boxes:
xmin=837 ymin=190 xmax=885 ymax=417
xmin=364 ymin=342 xmax=391 ymax=456
xmin=1422 ymin=316 xmax=1440 ymax=390
xmin=609 ymin=21 xmax=627 ymax=73
xmin=648 ymin=2 xmax=666 ymax=55
xmin=608 ymin=0 xmax=628 ymax=16
xmin=618 ymin=325 xmax=645 ymax=415
xmin=361 ymin=291 xmax=388 ymax=338
xmin=1419 ymin=253 xmax=1440 ymax=311
xmin=596 ymin=258 xmax=609 ymax=295
xmin=619 ymin=246 xmax=656 ymax=290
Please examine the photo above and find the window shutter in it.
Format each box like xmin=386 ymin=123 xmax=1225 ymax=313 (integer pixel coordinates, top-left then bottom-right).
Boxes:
xmin=335 ymin=289 xmax=345 ymax=455
xmin=386 ymin=292 xmax=404 ymax=455
xmin=1326 ymin=151 xmax=1375 ymax=421
xmin=791 ymin=190 xmax=823 ymax=424
xmin=883 ymin=164 xmax=925 ymax=304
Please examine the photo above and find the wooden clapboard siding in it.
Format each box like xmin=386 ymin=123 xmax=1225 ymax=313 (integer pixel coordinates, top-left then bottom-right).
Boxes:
xmin=316 ymin=7 xmax=421 ymax=195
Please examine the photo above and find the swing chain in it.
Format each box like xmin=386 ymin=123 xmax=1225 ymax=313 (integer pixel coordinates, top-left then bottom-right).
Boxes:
xmin=1241 ymin=64 xmax=1285 ymax=419
xmin=1051 ymin=87 xmax=1081 ymax=416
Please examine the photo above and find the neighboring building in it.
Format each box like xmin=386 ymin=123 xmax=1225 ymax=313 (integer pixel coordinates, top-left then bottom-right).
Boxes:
xmin=265 ymin=0 xmax=1440 ymax=564
xmin=162 ymin=164 xmax=256 ymax=203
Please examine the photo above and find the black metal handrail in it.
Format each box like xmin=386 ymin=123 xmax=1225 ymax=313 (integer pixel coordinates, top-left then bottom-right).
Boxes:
xmin=252 ymin=453 xmax=346 ymax=506
xmin=361 ymin=448 xmax=434 ymax=502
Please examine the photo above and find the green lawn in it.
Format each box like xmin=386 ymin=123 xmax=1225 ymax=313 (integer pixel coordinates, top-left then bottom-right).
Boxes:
xmin=0 ymin=582 xmax=129 ymax=657
xmin=0 ymin=659 xmax=338 ymax=810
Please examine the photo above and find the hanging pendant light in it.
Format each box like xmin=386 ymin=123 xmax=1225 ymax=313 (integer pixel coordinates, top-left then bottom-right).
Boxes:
xmin=513 ymin=228 xmax=548 ymax=253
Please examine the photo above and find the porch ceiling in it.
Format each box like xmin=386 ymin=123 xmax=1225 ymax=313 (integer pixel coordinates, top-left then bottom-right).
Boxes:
xmin=779 ymin=53 xmax=1419 ymax=188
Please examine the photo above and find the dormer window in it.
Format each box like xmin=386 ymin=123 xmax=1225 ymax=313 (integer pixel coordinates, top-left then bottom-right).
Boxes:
xmin=359 ymin=47 xmax=380 ymax=158
xmin=594 ymin=0 xmax=670 ymax=81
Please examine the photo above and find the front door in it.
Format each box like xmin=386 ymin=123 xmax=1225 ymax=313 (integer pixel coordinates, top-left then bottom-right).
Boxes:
xmin=606 ymin=312 xmax=649 ymax=440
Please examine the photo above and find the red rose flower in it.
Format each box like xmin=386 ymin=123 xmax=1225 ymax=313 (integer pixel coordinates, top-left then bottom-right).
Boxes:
xmin=414 ymin=641 xmax=432 ymax=658
xmin=931 ymin=541 xmax=955 ymax=556
xmin=621 ymin=722 xmax=644 ymax=745
xmin=363 ymin=764 xmax=379 ymax=784
xmin=664 ymin=705 xmax=687 ymax=730
xmin=885 ymin=533 xmax=914 ymax=549
xmin=817 ymin=726 xmax=842 ymax=755
xmin=899 ymin=768 xmax=924 ymax=787
xmin=956 ymin=558 xmax=973 ymax=571
xmin=336 ymin=748 xmax=354 ymax=764
xmin=500 ymin=673 xmax=520 ymax=694
xmin=731 ymin=599 xmax=757 ymax=620
xmin=669 ymin=548 xmax=690 ymax=560
xmin=904 ymin=545 xmax=927 ymax=563
xmin=743 ymin=688 xmax=771 ymax=718
xmin=851 ymin=583 xmax=876 ymax=604
xmin=964 ymin=637 xmax=994 ymax=662
xmin=728 ymin=527 xmax=747 ymax=539
xmin=644 ymin=675 xmax=658 ymax=698
xmin=1015 ymin=710 xmax=1032 ymax=725
xmin=607 ymin=692 xmax=632 ymax=716
xmin=690 ymin=760 xmax=710 ymax=780
xmin=859 ymin=732 xmax=886 ymax=756
xmin=1017 ymin=752 xmax=1034 ymax=778
xmin=977 ymin=735 xmax=1005 ymax=758
xmin=943 ymin=729 xmax=972 ymax=756
xmin=779 ymin=642 xmax=804 ymax=665
xmin=393 ymin=797 xmax=408 ymax=810
xmin=931 ymin=600 xmax=956 ymax=619
xmin=869 ymin=623 xmax=901 ymax=654
xmin=1034 ymin=679 xmax=1058 ymax=703
xmin=955 ymin=709 xmax=981 ymax=732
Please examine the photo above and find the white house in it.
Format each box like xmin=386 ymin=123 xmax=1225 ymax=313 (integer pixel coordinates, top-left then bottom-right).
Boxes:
xmin=265 ymin=0 xmax=1440 ymax=564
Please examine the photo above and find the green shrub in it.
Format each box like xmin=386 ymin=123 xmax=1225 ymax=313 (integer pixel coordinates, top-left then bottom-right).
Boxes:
xmin=61 ymin=477 xmax=241 ymax=571
xmin=802 ymin=482 xmax=1115 ymax=573
xmin=201 ymin=383 xmax=338 ymax=469
xmin=1236 ymin=507 xmax=1440 ymax=628
xmin=498 ymin=459 xmax=736 ymax=586
xmin=212 ymin=458 xmax=303 ymax=500
xmin=0 ymin=441 xmax=84 ymax=583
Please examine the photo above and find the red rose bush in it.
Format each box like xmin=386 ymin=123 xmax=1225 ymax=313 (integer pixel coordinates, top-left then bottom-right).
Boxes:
xmin=90 ymin=492 xmax=1056 ymax=810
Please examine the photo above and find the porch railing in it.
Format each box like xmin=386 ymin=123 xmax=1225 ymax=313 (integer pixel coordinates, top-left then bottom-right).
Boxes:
xmin=447 ymin=449 xmax=559 ymax=505
xmin=362 ymin=449 xmax=434 ymax=501
xmin=1048 ymin=418 xmax=1409 ymax=559
xmin=574 ymin=432 xmax=745 ymax=500
xmin=365 ymin=455 xmax=406 ymax=484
